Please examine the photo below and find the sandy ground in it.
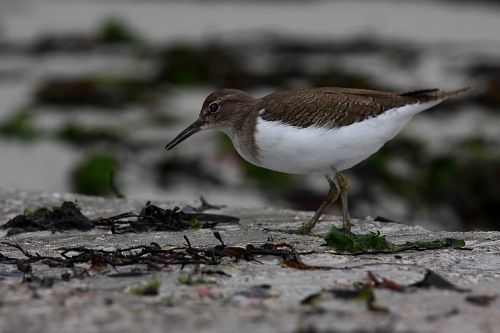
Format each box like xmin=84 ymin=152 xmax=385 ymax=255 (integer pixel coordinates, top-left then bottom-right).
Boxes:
xmin=0 ymin=188 xmax=499 ymax=333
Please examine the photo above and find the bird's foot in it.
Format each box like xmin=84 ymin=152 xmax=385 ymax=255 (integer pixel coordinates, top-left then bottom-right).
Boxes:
xmin=342 ymin=219 xmax=353 ymax=233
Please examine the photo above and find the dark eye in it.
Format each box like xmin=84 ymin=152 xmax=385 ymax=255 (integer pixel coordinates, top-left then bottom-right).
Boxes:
xmin=209 ymin=102 xmax=220 ymax=114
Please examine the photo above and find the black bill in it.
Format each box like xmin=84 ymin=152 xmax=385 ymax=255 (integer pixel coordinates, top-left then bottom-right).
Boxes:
xmin=165 ymin=119 xmax=203 ymax=150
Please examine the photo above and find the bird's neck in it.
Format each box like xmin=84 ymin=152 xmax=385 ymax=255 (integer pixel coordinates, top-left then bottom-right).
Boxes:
xmin=221 ymin=107 xmax=261 ymax=163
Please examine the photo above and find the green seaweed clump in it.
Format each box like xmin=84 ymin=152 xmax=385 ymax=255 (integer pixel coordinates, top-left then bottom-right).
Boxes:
xmin=57 ymin=124 xmax=123 ymax=146
xmin=71 ymin=153 xmax=120 ymax=196
xmin=160 ymin=295 xmax=175 ymax=307
xmin=131 ymin=276 xmax=160 ymax=296
xmin=34 ymin=75 xmax=156 ymax=108
xmin=177 ymin=275 xmax=215 ymax=286
xmin=189 ymin=217 xmax=201 ymax=230
xmin=325 ymin=227 xmax=395 ymax=252
xmin=2 ymin=201 xmax=94 ymax=236
xmin=0 ymin=110 xmax=41 ymax=141
xmin=96 ymin=17 xmax=141 ymax=45
xmin=325 ymin=226 xmax=465 ymax=253
xmin=156 ymin=44 xmax=244 ymax=87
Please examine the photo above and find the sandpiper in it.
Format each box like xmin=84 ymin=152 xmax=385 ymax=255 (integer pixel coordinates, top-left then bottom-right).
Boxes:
xmin=165 ymin=86 xmax=470 ymax=234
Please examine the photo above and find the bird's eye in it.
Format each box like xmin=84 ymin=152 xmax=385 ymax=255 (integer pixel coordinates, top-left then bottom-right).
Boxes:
xmin=209 ymin=102 xmax=220 ymax=114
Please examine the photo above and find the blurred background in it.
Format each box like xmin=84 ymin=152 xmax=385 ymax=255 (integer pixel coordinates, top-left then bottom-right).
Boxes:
xmin=0 ymin=0 xmax=499 ymax=231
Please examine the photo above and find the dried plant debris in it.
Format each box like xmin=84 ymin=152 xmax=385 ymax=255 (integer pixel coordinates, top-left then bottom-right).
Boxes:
xmin=360 ymin=270 xmax=466 ymax=293
xmin=234 ymin=284 xmax=278 ymax=299
xmin=1 ymin=202 xmax=94 ymax=236
xmin=0 ymin=233 xmax=332 ymax=286
xmin=331 ymin=288 xmax=389 ymax=313
xmin=301 ymin=270 xmax=468 ymax=314
xmin=358 ymin=270 xmax=466 ymax=293
xmin=301 ymin=288 xmax=388 ymax=313
xmin=465 ymin=294 xmax=498 ymax=307
xmin=360 ymin=271 xmax=406 ymax=292
xmin=1 ymin=201 xmax=239 ymax=236
xmin=107 ymin=269 xmax=151 ymax=278
xmin=181 ymin=196 xmax=226 ymax=213
xmin=410 ymin=270 xmax=469 ymax=292
xmin=23 ymin=273 xmax=59 ymax=288
xmin=325 ymin=226 xmax=466 ymax=254
xmin=93 ymin=202 xmax=239 ymax=233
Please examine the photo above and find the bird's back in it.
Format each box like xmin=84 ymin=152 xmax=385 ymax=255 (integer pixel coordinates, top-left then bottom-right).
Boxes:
xmin=260 ymin=87 xmax=470 ymax=129
xmin=251 ymin=86 xmax=470 ymax=174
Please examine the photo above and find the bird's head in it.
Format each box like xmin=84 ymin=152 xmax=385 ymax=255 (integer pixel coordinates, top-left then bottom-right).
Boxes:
xmin=165 ymin=89 xmax=255 ymax=150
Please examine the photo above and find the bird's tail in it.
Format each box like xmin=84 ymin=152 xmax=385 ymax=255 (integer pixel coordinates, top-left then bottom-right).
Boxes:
xmin=401 ymin=86 xmax=472 ymax=100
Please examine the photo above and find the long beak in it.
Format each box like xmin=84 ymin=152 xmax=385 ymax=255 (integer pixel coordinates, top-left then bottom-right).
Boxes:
xmin=165 ymin=119 xmax=204 ymax=150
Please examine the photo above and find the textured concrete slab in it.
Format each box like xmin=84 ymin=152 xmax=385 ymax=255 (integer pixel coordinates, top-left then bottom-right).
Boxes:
xmin=0 ymin=188 xmax=499 ymax=333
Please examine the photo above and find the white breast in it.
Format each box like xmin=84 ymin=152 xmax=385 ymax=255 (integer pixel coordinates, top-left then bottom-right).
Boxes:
xmin=248 ymin=101 xmax=441 ymax=175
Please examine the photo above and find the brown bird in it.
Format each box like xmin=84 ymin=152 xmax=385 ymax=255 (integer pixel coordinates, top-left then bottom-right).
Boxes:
xmin=166 ymin=86 xmax=470 ymax=234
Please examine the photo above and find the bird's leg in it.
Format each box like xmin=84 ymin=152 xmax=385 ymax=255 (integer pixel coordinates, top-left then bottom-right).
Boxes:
xmin=335 ymin=171 xmax=353 ymax=232
xmin=297 ymin=174 xmax=339 ymax=235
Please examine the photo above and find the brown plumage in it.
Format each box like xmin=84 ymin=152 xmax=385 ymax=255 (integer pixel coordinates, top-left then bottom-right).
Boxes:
xmin=260 ymin=87 xmax=471 ymax=128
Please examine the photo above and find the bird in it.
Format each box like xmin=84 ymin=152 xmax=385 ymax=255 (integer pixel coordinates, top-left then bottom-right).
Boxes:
xmin=165 ymin=86 xmax=470 ymax=234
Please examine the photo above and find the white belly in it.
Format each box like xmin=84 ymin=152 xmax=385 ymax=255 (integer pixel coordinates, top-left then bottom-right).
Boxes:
xmin=246 ymin=101 xmax=440 ymax=175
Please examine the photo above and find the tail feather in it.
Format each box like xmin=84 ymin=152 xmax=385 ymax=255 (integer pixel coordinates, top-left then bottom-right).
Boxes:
xmin=401 ymin=86 xmax=471 ymax=100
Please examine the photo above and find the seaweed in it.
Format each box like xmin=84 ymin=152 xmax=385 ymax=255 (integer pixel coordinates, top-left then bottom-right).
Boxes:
xmin=155 ymin=43 xmax=245 ymax=87
xmin=96 ymin=17 xmax=141 ymax=45
xmin=362 ymin=271 xmax=406 ymax=292
xmin=0 ymin=233 xmax=332 ymax=275
xmin=131 ymin=276 xmax=160 ymax=296
xmin=465 ymin=294 xmax=497 ymax=306
xmin=71 ymin=153 xmax=119 ymax=196
xmin=0 ymin=110 xmax=42 ymax=141
xmin=177 ymin=275 xmax=216 ymax=286
xmin=325 ymin=226 xmax=465 ymax=254
xmin=34 ymin=75 xmax=157 ymax=108
xmin=1 ymin=201 xmax=94 ymax=236
xmin=411 ymin=270 xmax=468 ymax=292
xmin=93 ymin=202 xmax=239 ymax=233
xmin=1 ymin=201 xmax=239 ymax=236
xmin=181 ymin=196 xmax=226 ymax=213
xmin=325 ymin=227 xmax=394 ymax=253
xmin=302 ymin=288 xmax=388 ymax=313
xmin=57 ymin=124 xmax=124 ymax=146
xmin=234 ymin=285 xmax=276 ymax=299
xmin=160 ymin=295 xmax=175 ymax=306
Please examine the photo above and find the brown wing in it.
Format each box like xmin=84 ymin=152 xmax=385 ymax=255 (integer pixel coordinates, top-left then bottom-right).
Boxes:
xmin=260 ymin=87 xmax=469 ymax=128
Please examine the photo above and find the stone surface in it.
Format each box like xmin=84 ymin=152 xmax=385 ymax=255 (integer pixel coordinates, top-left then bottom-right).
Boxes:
xmin=0 ymin=188 xmax=499 ymax=333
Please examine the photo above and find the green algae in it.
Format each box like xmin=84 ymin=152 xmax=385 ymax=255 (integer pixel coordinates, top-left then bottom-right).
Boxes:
xmin=71 ymin=153 xmax=120 ymax=196
xmin=96 ymin=17 xmax=142 ymax=45
xmin=3 ymin=202 xmax=94 ymax=236
xmin=160 ymin=295 xmax=175 ymax=307
xmin=189 ymin=217 xmax=201 ymax=230
xmin=177 ymin=276 xmax=216 ymax=286
xmin=325 ymin=226 xmax=465 ymax=253
xmin=34 ymin=75 xmax=157 ymax=108
xmin=57 ymin=124 xmax=124 ymax=145
xmin=0 ymin=110 xmax=42 ymax=141
xmin=131 ymin=276 xmax=160 ymax=296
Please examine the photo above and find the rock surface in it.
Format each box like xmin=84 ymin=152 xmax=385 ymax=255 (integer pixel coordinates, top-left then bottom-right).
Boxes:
xmin=0 ymin=188 xmax=499 ymax=333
